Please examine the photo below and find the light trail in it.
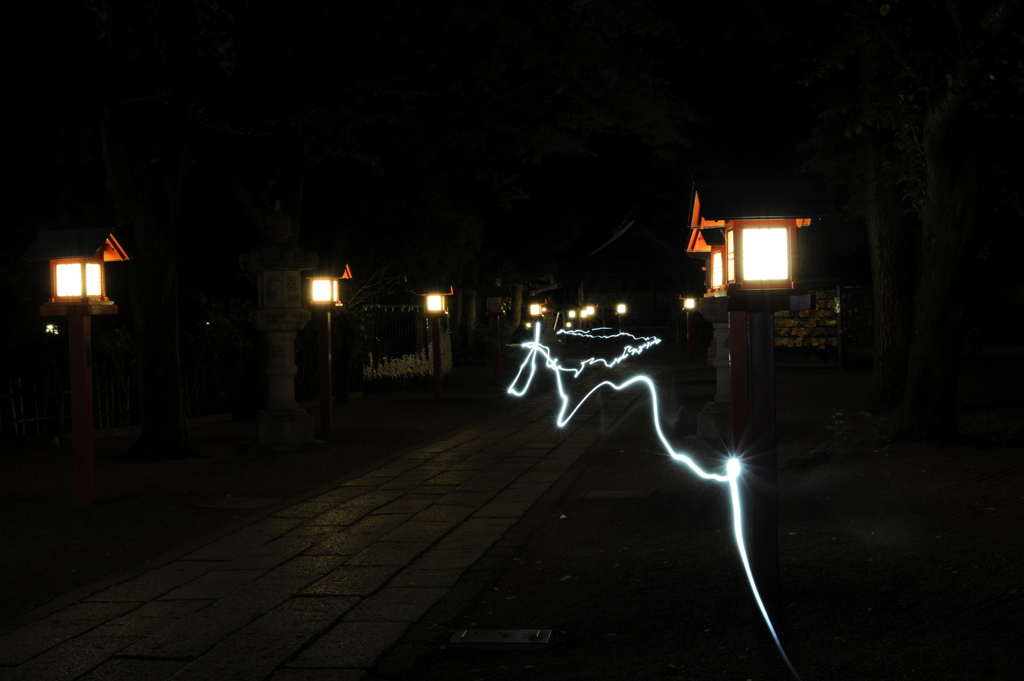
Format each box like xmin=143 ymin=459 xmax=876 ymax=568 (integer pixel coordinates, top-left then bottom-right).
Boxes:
xmin=508 ymin=325 xmax=800 ymax=680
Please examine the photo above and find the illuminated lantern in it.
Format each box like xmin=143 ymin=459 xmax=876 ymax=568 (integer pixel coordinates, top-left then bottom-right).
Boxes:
xmin=616 ymin=303 xmax=627 ymax=314
xmin=419 ymin=283 xmax=452 ymax=400
xmin=567 ymin=309 xmax=578 ymax=319
xmin=23 ymin=228 xmax=130 ymax=315
xmin=21 ymin=228 xmax=131 ymax=508
xmin=687 ymin=175 xmax=833 ymax=308
xmin=682 ymin=297 xmax=696 ymax=311
xmin=305 ymin=262 xmax=352 ymax=433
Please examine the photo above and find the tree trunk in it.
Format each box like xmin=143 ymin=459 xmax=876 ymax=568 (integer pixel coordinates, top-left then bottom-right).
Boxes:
xmin=466 ymin=289 xmax=479 ymax=336
xmin=863 ymin=132 xmax=916 ymax=411
xmin=511 ymin=284 xmax=523 ymax=329
xmin=899 ymin=109 xmax=979 ymax=442
xmin=97 ymin=0 xmax=199 ymax=460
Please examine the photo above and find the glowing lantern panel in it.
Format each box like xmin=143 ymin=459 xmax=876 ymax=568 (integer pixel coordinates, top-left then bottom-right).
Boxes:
xmin=742 ymin=227 xmax=789 ymax=280
xmin=56 ymin=263 xmax=82 ymax=297
xmin=426 ymin=295 xmax=444 ymax=312
xmin=616 ymin=303 xmax=626 ymax=314
xmin=311 ymin=279 xmax=334 ymax=302
xmin=711 ymin=251 xmax=723 ymax=288
xmin=529 ymin=303 xmax=542 ymax=316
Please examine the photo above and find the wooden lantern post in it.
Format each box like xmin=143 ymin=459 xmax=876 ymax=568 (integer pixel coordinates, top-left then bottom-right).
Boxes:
xmin=686 ymin=175 xmax=834 ymax=604
xmin=681 ymin=296 xmax=697 ymax=360
xmin=306 ymin=263 xmax=352 ymax=433
xmin=422 ymin=286 xmax=452 ymax=401
xmin=22 ymin=229 xmax=130 ymax=508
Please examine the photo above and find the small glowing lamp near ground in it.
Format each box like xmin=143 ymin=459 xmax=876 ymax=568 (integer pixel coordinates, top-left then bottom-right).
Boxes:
xmin=420 ymin=284 xmax=453 ymax=400
xmin=305 ymin=262 xmax=352 ymax=433
xmin=680 ymin=295 xmax=698 ymax=360
xmin=21 ymin=228 xmax=131 ymax=508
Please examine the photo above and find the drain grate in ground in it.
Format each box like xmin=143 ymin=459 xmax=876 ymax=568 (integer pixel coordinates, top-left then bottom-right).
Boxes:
xmin=194 ymin=497 xmax=279 ymax=509
xmin=579 ymin=490 xmax=651 ymax=500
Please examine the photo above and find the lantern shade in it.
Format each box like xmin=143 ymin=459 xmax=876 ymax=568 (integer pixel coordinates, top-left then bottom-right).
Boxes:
xmin=682 ymin=297 xmax=696 ymax=310
xmin=568 ymin=309 xmax=577 ymax=318
xmin=686 ymin=175 xmax=834 ymax=296
xmin=426 ymin=295 xmax=445 ymax=312
xmin=22 ymin=229 xmax=131 ymax=312
xmin=21 ymin=228 xmax=130 ymax=263
xmin=529 ymin=303 xmax=542 ymax=316
xmin=616 ymin=303 xmax=626 ymax=314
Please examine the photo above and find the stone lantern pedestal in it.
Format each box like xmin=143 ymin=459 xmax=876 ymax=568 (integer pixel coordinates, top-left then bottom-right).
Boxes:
xmin=695 ymin=303 xmax=732 ymax=448
xmin=240 ymin=203 xmax=317 ymax=450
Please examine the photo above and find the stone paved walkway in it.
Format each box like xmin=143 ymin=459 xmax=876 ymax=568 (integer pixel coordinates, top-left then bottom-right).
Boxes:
xmin=0 ymin=366 xmax=643 ymax=681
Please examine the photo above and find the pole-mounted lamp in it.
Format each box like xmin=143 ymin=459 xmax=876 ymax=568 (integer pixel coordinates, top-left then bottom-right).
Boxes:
xmin=420 ymin=284 xmax=452 ymax=400
xmin=306 ymin=262 xmax=352 ymax=434
xmin=21 ymin=228 xmax=131 ymax=507
xmin=681 ymin=296 xmax=697 ymax=360
xmin=685 ymin=175 xmax=834 ymax=606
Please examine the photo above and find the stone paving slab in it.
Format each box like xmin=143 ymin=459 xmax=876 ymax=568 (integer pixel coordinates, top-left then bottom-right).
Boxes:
xmin=0 ymin=602 xmax=140 ymax=666
xmin=285 ymin=621 xmax=409 ymax=669
xmin=165 ymin=597 xmax=361 ymax=681
xmin=0 ymin=369 xmax=645 ymax=680
xmin=77 ymin=658 xmax=189 ymax=681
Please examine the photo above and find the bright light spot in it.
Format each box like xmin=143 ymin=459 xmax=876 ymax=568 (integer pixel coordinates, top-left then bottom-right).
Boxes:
xmin=568 ymin=310 xmax=577 ymax=318
xmin=525 ymin=321 xmax=532 ymax=329
xmin=85 ymin=263 xmax=101 ymax=296
xmin=616 ymin=303 xmax=626 ymax=314
xmin=56 ymin=263 xmax=82 ymax=297
xmin=712 ymin=251 xmax=723 ymax=288
xmin=565 ymin=322 xmax=572 ymax=328
xmin=426 ymin=295 xmax=444 ymax=312
xmin=529 ymin=303 xmax=542 ymax=316
xmin=45 ymin=324 xmax=58 ymax=335
xmin=683 ymin=298 xmax=696 ymax=310
xmin=311 ymin=279 xmax=333 ymax=302
xmin=584 ymin=305 xmax=595 ymax=316
xmin=743 ymin=227 xmax=788 ymax=280
xmin=507 ymin=326 xmax=800 ymax=679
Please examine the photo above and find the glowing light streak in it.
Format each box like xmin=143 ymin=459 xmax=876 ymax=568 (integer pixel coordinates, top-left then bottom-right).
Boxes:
xmin=508 ymin=325 xmax=800 ymax=679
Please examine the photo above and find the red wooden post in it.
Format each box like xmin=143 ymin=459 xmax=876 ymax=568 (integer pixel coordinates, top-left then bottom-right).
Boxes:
xmin=730 ymin=310 xmax=780 ymax=602
xmin=69 ymin=314 xmax=96 ymax=508
xmin=747 ymin=311 xmax=779 ymax=598
xmin=317 ymin=305 xmax=333 ymax=432
xmin=431 ymin=316 xmax=443 ymax=400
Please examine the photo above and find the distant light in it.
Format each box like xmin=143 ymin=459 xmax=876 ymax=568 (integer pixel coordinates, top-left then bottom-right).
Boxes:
xmin=683 ymin=298 xmax=696 ymax=310
xmin=45 ymin=324 xmax=58 ymax=335
xmin=565 ymin=322 xmax=572 ymax=329
xmin=529 ymin=304 xmax=541 ymax=316
xmin=427 ymin=295 xmax=444 ymax=311
xmin=525 ymin=321 xmax=532 ymax=329
xmin=616 ymin=303 xmax=626 ymax=314
xmin=568 ymin=310 xmax=577 ymax=318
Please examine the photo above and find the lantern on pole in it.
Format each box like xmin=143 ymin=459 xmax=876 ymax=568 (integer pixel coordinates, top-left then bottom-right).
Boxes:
xmin=420 ymin=284 xmax=452 ymax=400
xmin=615 ymin=303 xmax=627 ymax=334
xmin=306 ymin=262 xmax=351 ymax=433
xmin=686 ymin=175 xmax=834 ymax=603
xmin=680 ymin=296 xmax=697 ymax=359
xmin=22 ymin=229 xmax=131 ymax=507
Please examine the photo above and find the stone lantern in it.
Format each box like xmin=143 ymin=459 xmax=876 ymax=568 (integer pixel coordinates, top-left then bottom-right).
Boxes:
xmin=239 ymin=201 xmax=318 ymax=449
